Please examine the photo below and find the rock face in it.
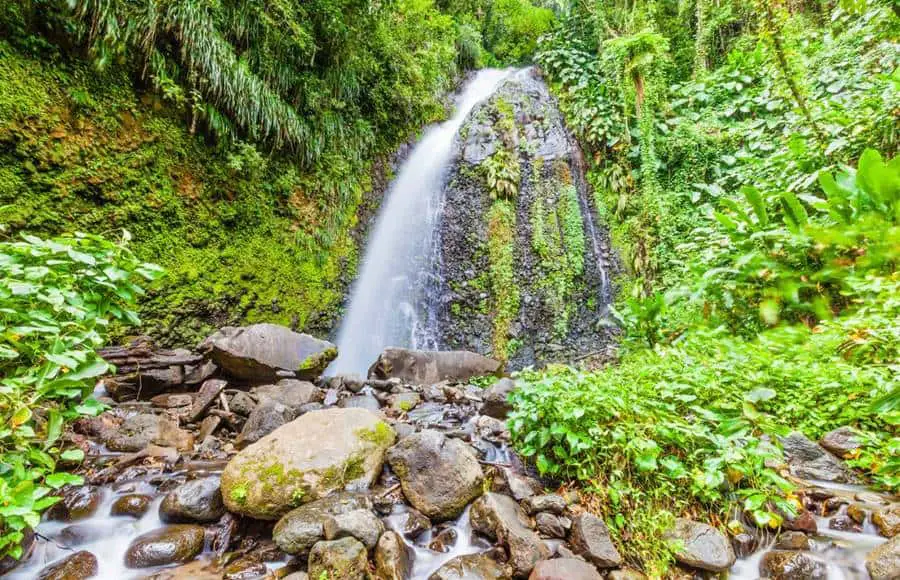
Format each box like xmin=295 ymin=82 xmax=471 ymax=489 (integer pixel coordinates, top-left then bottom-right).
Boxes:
xmin=429 ymin=553 xmax=513 ymax=580
xmin=666 ymin=518 xmax=735 ymax=572
xmin=273 ymin=493 xmax=372 ymax=555
xmin=125 ymin=525 xmax=205 ymax=568
xmin=438 ymin=68 xmax=616 ymax=369
xmin=866 ymin=535 xmax=900 ymax=580
xmin=36 ymin=550 xmax=98 ymax=580
xmin=386 ymin=429 xmax=484 ymax=520
xmin=308 ymin=537 xmax=368 ymax=580
xmin=200 ymin=324 xmax=337 ymax=382
xmin=528 ymin=559 xmax=602 ymax=580
xmin=569 ymin=513 xmax=622 ymax=568
xmin=222 ymin=408 xmax=395 ymax=519
xmin=781 ymin=431 xmax=859 ymax=483
xmin=470 ymin=492 xmax=549 ymax=577
xmin=159 ymin=476 xmax=225 ymax=523
xmin=760 ymin=550 xmax=827 ymax=579
xmin=368 ymin=348 xmax=501 ymax=384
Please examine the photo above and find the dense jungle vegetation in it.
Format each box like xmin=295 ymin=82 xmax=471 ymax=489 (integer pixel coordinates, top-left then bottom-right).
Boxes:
xmin=0 ymin=0 xmax=897 ymax=574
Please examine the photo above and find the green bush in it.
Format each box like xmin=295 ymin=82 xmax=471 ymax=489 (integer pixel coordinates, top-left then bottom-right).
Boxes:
xmin=484 ymin=0 xmax=555 ymax=65
xmin=0 ymin=226 xmax=161 ymax=560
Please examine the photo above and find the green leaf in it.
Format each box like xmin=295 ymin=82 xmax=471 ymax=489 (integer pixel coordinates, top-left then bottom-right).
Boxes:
xmin=780 ymin=191 xmax=808 ymax=229
xmin=44 ymin=472 xmax=83 ymax=489
xmin=742 ymin=186 xmax=768 ymax=227
xmin=60 ymin=449 xmax=85 ymax=462
xmin=745 ymin=388 xmax=777 ymax=403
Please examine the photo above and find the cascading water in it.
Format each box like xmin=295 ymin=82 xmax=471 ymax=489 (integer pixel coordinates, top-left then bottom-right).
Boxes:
xmin=330 ymin=69 xmax=511 ymax=375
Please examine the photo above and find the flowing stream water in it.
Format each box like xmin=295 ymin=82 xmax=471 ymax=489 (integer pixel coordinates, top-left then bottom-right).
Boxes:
xmin=330 ymin=69 xmax=512 ymax=375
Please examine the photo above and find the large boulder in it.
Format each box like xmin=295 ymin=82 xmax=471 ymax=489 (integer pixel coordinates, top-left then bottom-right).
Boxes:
xmin=200 ymin=324 xmax=337 ymax=382
xmin=528 ymin=559 xmax=602 ymax=580
xmin=569 ymin=513 xmax=622 ymax=569
xmin=780 ymin=432 xmax=860 ymax=484
xmin=124 ymin=525 xmax=205 ymax=568
xmin=273 ymin=493 xmax=372 ymax=555
xmin=159 ymin=476 xmax=225 ymax=523
xmin=471 ymin=492 xmax=549 ymax=577
xmin=222 ymin=408 xmax=395 ymax=519
xmin=665 ymin=518 xmax=735 ymax=572
xmin=429 ymin=553 xmax=513 ymax=579
xmin=386 ymin=429 xmax=484 ymax=520
xmin=369 ymin=348 xmax=500 ymax=384
xmin=866 ymin=535 xmax=900 ymax=580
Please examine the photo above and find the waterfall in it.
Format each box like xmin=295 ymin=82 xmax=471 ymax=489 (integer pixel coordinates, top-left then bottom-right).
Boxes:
xmin=330 ymin=69 xmax=511 ymax=374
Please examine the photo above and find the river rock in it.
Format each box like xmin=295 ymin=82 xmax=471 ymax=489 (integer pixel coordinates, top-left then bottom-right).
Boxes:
xmin=569 ymin=513 xmax=623 ymax=568
xmin=782 ymin=509 xmax=818 ymax=534
xmin=223 ymin=408 xmax=394 ymax=519
xmin=819 ymin=427 xmax=862 ymax=457
xmin=340 ymin=394 xmax=382 ymax=412
xmin=535 ymin=512 xmax=566 ymax=538
xmin=775 ymin=531 xmax=810 ymax=551
xmin=522 ymin=495 xmax=566 ymax=515
xmin=323 ymin=508 xmax=385 ymax=549
xmin=151 ymin=393 xmax=194 ymax=408
xmin=866 ymin=535 xmax=900 ymax=580
xmin=234 ymin=399 xmax=297 ymax=448
xmin=386 ymin=429 xmax=484 ymax=520
xmin=375 ymin=531 xmax=411 ymax=580
xmin=229 ymin=391 xmax=257 ymax=416
xmin=308 ymin=537 xmax=368 ymax=580
xmin=104 ymin=413 xmax=193 ymax=452
xmin=471 ymin=492 xmax=549 ymax=577
xmin=111 ymin=494 xmax=152 ymax=518
xmin=528 ymin=559 xmax=602 ymax=580
xmin=253 ymin=379 xmax=322 ymax=409
xmin=388 ymin=392 xmax=421 ymax=413
xmin=124 ymin=525 xmax=205 ymax=568
xmin=200 ymin=324 xmax=337 ymax=382
xmin=760 ymin=550 xmax=827 ymax=579
xmin=401 ymin=509 xmax=432 ymax=539
xmin=36 ymin=550 xmax=98 ymax=580
xmin=369 ymin=348 xmax=501 ymax=384
xmin=159 ymin=476 xmax=225 ymax=523
xmin=222 ymin=559 xmax=268 ymax=580
xmin=874 ymin=504 xmax=900 ymax=537
xmin=607 ymin=568 xmax=648 ymax=580
xmin=429 ymin=553 xmax=513 ymax=579
xmin=780 ymin=431 xmax=859 ymax=483
xmin=47 ymin=486 xmax=102 ymax=522
xmin=666 ymin=518 xmax=735 ymax=572
xmin=189 ymin=379 xmax=227 ymax=421
xmin=273 ymin=493 xmax=373 ymax=555
xmin=480 ymin=378 xmax=516 ymax=419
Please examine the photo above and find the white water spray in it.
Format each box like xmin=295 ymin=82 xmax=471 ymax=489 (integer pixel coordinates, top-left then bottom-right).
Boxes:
xmin=331 ymin=69 xmax=511 ymax=374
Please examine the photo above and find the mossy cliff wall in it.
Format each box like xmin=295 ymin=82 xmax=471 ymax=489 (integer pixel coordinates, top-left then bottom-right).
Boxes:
xmin=0 ymin=40 xmax=384 ymax=346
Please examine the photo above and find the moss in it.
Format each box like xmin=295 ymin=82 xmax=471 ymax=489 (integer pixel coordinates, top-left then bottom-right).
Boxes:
xmin=229 ymin=484 xmax=248 ymax=505
xmin=486 ymin=200 xmax=519 ymax=361
xmin=355 ymin=421 xmax=395 ymax=448
xmin=298 ymin=346 xmax=338 ymax=371
xmin=398 ymin=400 xmax=413 ymax=412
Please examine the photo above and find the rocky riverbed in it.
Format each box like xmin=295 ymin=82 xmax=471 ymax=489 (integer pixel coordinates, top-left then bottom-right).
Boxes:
xmin=5 ymin=323 xmax=898 ymax=579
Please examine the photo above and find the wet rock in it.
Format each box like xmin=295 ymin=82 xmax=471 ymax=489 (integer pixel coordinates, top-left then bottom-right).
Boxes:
xmin=47 ymin=486 xmax=102 ymax=521
xmin=855 ymin=491 xmax=890 ymax=505
xmin=111 ymin=493 xmax=152 ymax=518
xmin=528 ymin=558 xmax=602 ymax=580
xmin=606 ymin=568 xmax=648 ymax=580
xmin=0 ymin=528 xmax=34 ymax=576
xmin=759 ymin=550 xmax=827 ymax=579
xmin=36 ymin=550 xmax=98 ymax=580
xmin=665 ymin=518 xmax=734 ymax=573
xmin=428 ymin=553 xmax=513 ymax=579
xmin=388 ymin=392 xmax=421 ymax=413
xmin=222 ymin=559 xmax=268 ymax=580
xmin=273 ymin=492 xmax=373 ymax=555
xmin=199 ymin=324 xmax=337 ymax=382
xmin=253 ymin=379 xmax=322 ymax=409
xmin=401 ymin=509 xmax=431 ymax=539
xmin=569 ymin=513 xmax=623 ymax=569
xmin=124 ymin=524 xmax=205 ymax=568
xmin=308 ymin=537 xmax=368 ymax=580
xmin=368 ymin=348 xmax=500 ymax=384
xmin=476 ymin=415 xmax=509 ymax=439
xmin=829 ymin=515 xmax=862 ymax=532
xmin=780 ymin=432 xmax=859 ymax=484
xmin=866 ymin=535 xmax=900 ymax=580
xmin=874 ymin=504 xmax=900 ymax=537
xmin=229 ymin=391 xmax=257 ymax=416
xmin=429 ymin=527 xmax=459 ymax=552
xmin=470 ymin=492 xmax=548 ymax=577
xmin=480 ymin=378 xmax=516 ymax=419
xmin=104 ymin=413 xmax=193 ymax=452
xmin=58 ymin=523 xmax=106 ymax=547
xmin=151 ymin=393 xmax=194 ymax=408
xmin=159 ymin=476 xmax=225 ymax=523
xmin=775 ymin=531 xmax=810 ymax=551
xmin=340 ymin=394 xmax=382 ymax=412
xmin=782 ymin=509 xmax=818 ymax=534
xmin=522 ymin=495 xmax=566 ymax=515
xmin=847 ymin=503 xmax=868 ymax=524
xmin=375 ymin=531 xmax=411 ymax=580
xmin=323 ymin=508 xmax=385 ymax=549
xmin=223 ymin=408 xmax=394 ymax=519
xmin=819 ymin=427 xmax=861 ymax=457
xmin=393 ymin=422 xmax=416 ymax=440
xmin=535 ymin=513 xmax=566 ymax=539
xmin=386 ymin=429 xmax=484 ymax=520
xmin=234 ymin=399 xmax=297 ymax=448
xmin=190 ymin=378 xmax=227 ymax=421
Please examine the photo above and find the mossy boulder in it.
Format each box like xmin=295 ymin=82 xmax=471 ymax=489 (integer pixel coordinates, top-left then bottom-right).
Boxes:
xmin=221 ymin=408 xmax=395 ymax=519
xmin=200 ymin=324 xmax=337 ymax=382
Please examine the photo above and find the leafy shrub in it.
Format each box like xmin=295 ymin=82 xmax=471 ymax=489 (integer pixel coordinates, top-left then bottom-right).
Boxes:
xmin=482 ymin=148 xmax=521 ymax=200
xmin=0 ymin=227 xmax=161 ymax=560
xmin=484 ymin=0 xmax=555 ymax=65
